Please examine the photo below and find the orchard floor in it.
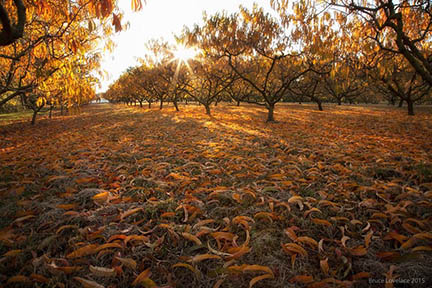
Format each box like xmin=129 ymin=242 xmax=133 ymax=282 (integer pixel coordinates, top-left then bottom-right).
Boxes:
xmin=0 ymin=103 xmax=432 ymax=288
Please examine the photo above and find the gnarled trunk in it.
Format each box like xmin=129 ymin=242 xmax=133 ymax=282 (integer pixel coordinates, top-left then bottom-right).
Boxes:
xmin=173 ymin=99 xmax=179 ymax=111
xmin=49 ymin=105 xmax=54 ymax=118
xmin=204 ymin=104 xmax=211 ymax=115
xmin=317 ymin=100 xmax=323 ymax=111
xmin=407 ymin=99 xmax=414 ymax=116
xmin=266 ymin=103 xmax=275 ymax=122
xmin=31 ymin=110 xmax=38 ymax=125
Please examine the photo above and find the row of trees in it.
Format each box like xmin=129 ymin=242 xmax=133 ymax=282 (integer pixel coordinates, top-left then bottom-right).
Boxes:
xmin=105 ymin=2 xmax=431 ymax=121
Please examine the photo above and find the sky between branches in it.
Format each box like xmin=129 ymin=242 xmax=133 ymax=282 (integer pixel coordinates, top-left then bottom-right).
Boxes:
xmin=97 ymin=0 xmax=274 ymax=93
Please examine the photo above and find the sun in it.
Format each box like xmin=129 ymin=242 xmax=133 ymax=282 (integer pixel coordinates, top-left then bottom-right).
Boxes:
xmin=173 ymin=44 xmax=198 ymax=62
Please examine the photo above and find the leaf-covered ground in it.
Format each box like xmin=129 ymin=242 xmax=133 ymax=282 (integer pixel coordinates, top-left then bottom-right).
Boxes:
xmin=1 ymin=103 xmax=432 ymax=288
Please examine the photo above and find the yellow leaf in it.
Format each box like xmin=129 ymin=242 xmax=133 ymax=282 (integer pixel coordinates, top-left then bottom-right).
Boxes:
xmin=115 ymin=256 xmax=137 ymax=270
xmin=76 ymin=177 xmax=97 ymax=184
xmin=132 ymin=268 xmax=156 ymax=286
xmin=161 ymin=212 xmax=176 ymax=218
xmin=7 ymin=275 xmax=30 ymax=283
xmin=352 ymin=272 xmax=371 ymax=280
xmin=282 ymin=243 xmax=308 ymax=256
xmin=249 ymin=273 xmax=274 ymax=287
xmin=89 ymin=266 xmax=116 ymax=277
xmin=56 ymin=204 xmax=78 ymax=210
xmin=4 ymin=249 xmax=22 ymax=257
xmin=383 ymin=231 xmax=408 ymax=244
xmin=226 ymin=245 xmax=251 ymax=260
xmin=296 ymin=236 xmax=318 ymax=248
xmin=242 ymin=264 xmax=274 ymax=277
xmin=349 ymin=245 xmax=368 ymax=256
xmin=289 ymin=275 xmax=314 ymax=283
xmin=182 ymin=232 xmax=202 ymax=245
xmin=254 ymin=212 xmax=275 ymax=223
xmin=30 ymin=273 xmax=49 ymax=283
xmin=56 ymin=225 xmax=78 ymax=234
xmin=172 ymin=262 xmax=200 ymax=276
xmin=121 ymin=208 xmax=143 ymax=220
xmin=55 ymin=266 xmax=82 ymax=274
xmin=311 ymin=218 xmax=332 ymax=227
xmin=189 ymin=254 xmax=222 ymax=263
xmin=66 ymin=244 xmax=99 ymax=258
xmin=288 ymin=196 xmax=304 ymax=210
xmin=320 ymin=258 xmax=329 ymax=276
xmin=213 ymin=278 xmax=225 ymax=288
xmin=193 ymin=219 xmax=215 ymax=229
xmin=92 ymin=191 xmax=110 ymax=204
xmin=400 ymin=237 xmax=417 ymax=250
xmin=304 ymin=207 xmax=322 ymax=218
xmin=73 ymin=277 xmax=105 ymax=288
xmin=365 ymin=230 xmax=373 ymax=248
xmin=95 ymin=243 xmax=123 ymax=252
xmin=413 ymin=232 xmax=432 ymax=240
xmin=13 ymin=215 xmax=35 ymax=224
xmin=411 ymin=246 xmax=432 ymax=252
xmin=47 ymin=175 xmax=68 ymax=182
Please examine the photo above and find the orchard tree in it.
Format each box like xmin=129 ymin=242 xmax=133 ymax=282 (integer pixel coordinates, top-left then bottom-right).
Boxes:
xmin=225 ymin=79 xmax=254 ymax=106
xmin=272 ymin=0 xmax=432 ymax=86
xmin=324 ymin=61 xmax=364 ymax=105
xmin=372 ymin=54 xmax=431 ymax=115
xmin=186 ymin=7 xmax=313 ymax=122
xmin=290 ymin=72 xmax=326 ymax=110
xmin=327 ymin=0 xmax=432 ymax=86
xmin=0 ymin=0 xmax=140 ymax=46
xmin=0 ymin=0 xmax=108 ymax=110
xmin=183 ymin=57 xmax=235 ymax=116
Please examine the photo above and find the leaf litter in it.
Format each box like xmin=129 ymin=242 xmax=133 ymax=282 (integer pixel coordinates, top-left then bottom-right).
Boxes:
xmin=0 ymin=103 xmax=431 ymax=287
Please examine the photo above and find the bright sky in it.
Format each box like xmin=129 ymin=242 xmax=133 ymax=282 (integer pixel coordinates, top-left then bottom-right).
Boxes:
xmin=97 ymin=0 xmax=273 ymax=93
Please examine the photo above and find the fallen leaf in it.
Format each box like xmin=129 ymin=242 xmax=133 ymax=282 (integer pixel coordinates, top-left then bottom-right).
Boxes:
xmin=249 ymin=273 xmax=274 ymax=287
xmin=66 ymin=244 xmax=98 ymax=258
xmin=89 ymin=265 xmax=116 ymax=277
xmin=74 ymin=277 xmax=105 ymax=288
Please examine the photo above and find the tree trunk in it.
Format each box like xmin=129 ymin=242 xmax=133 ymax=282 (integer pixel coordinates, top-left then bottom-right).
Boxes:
xmin=139 ymin=100 xmax=143 ymax=108
xmin=60 ymin=104 xmax=64 ymax=115
xmin=266 ymin=104 xmax=275 ymax=122
xmin=148 ymin=101 xmax=152 ymax=109
xmin=159 ymin=99 xmax=163 ymax=110
xmin=337 ymin=98 xmax=342 ymax=105
xmin=185 ymin=99 xmax=188 ymax=105
xmin=214 ymin=101 xmax=218 ymax=107
xmin=317 ymin=100 xmax=323 ymax=111
xmin=237 ymin=100 xmax=240 ymax=106
xmin=31 ymin=110 xmax=38 ymax=125
xmin=49 ymin=105 xmax=54 ymax=118
xmin=398 ymin=98 xmax=404 ymax=107
xmin=407 ymin=100 xmax=414 ymax=116
xmin=173 ymin=99 xmax=179 ymax=111
xmin=204 ymin=104 xmax=211 ymax=115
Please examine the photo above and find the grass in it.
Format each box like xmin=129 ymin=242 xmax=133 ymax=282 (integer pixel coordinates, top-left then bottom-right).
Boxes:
xmin=0 ymin=108 xmax=51 ymax=126
xmin=0 ymin=103 xmax=431 ymax=287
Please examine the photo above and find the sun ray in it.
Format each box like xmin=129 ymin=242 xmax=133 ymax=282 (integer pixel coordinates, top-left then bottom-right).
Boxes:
xmin=173 ymin=44 xmax=198 ymax=63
